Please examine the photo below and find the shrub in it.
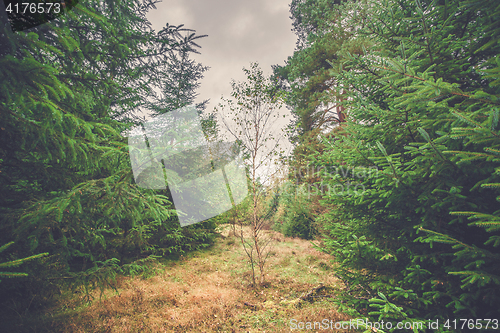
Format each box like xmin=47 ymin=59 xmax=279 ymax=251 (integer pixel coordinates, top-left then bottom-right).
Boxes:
xmin=275 ymin=183 xmax=317 ymax=239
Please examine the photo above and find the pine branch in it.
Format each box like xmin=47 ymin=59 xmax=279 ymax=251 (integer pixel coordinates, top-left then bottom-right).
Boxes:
xmin=374 ymin=66 xmax=500 ymax=106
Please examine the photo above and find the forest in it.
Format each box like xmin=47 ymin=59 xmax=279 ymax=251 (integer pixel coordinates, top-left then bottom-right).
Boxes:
xmin=0 ymin=0 xmax=499 ymax=332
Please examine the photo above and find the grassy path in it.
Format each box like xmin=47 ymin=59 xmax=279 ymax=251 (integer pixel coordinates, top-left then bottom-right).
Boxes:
xmin=12 ymin=226 xmax=353 ymax=332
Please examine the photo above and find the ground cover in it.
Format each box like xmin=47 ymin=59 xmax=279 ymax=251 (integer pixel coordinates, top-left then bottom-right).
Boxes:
xmin=1 ymin=225 xmax=353 ymax=332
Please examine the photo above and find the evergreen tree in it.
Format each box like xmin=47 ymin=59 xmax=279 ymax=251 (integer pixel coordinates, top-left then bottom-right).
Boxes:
xmin=307 ymin=0 xmax=500 ymax=322
xmin=0 ymin=0 xmax=215 ymax=306
xmin=273 ymin=0 xmax=371 ymax=187
xmin=149 ymin=38 xmax=209 ymax=116
xmin=0 ymin=242 xmax=47 ymax=282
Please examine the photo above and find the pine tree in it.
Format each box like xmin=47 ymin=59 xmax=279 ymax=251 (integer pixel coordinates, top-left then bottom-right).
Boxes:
xmin=279 ymin=0 xmax=500 ymax=322
xmin=0 ymin=0 xmax=215 ymax=304
xmin=149 ymin=37 xmax=209 ymax=116
xmin=0 ymin=242 xmax=47 ymax=282
xmin=273 ymin=0 xmax=372 ymax=190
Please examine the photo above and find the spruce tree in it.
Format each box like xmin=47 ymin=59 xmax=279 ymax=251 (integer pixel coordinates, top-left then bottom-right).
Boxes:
xmin=279 ymin=0 xmax=500 ymax=323
xmin=149 ymin=38 xmax=209 ymax=116
xmin=312 ymin=0 xmax=500 ymax=321
xmin=0 ymin=0 xmax=214 ymax=304
xmin=0 ymin=242 xmax=47 ymax=282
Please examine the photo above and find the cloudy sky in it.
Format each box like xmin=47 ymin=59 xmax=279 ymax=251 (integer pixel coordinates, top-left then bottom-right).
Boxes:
xmin=147 ymin=0 xmax=297 ymax=116
xmin=146 ymin=0 xmax=297 ymax=181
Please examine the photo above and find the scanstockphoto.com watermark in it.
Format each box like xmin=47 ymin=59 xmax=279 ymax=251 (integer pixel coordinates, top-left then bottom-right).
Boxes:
xmin=290 ymin=318 xmax=500 ymax=331
xmin=286 ymin=165 xmax=380 ymax=197
xmin=290 ymin=318 xmax=425 ymax=331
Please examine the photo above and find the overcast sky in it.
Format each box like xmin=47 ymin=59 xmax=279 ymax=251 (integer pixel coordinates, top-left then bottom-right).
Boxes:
xmin=146 ymin=1 xmax=297 ymax=181
xmin=146 ymin=0 xmax=296 ymax=116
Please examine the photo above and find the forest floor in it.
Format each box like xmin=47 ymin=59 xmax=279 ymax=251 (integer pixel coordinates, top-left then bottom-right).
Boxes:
xmin=5 ymin=225 xmax=354 ymax=332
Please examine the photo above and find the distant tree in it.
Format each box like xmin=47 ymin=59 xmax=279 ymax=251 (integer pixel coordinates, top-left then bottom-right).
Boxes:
xmin=149 ymin=35 xmax=209 ymax=116
xmin=276 ymin=0 xmax=367 ymax=133
xmin=273 ymin=0 xmax=370 ymax=188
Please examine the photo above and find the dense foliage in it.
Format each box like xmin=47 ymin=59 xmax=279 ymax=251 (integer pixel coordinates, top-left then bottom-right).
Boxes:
xmin=273 ymin=182 xmax=318 ymax=239
xmin=2 ymin=0 xmax=499 ymax=328
xmin=0 ymin=0 xmax=216 ymax=307
xmin=277 ymin=0 xmax=500 ymax=327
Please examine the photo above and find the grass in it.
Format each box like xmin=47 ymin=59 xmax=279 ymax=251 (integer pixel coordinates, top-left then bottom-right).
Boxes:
xmin=2 ymin=225 xmax=354 ymax=332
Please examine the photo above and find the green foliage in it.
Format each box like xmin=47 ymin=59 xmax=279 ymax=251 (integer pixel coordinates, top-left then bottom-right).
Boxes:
xmin=148 ymin=37 xmax=209 ymax=116
xmin=274 ymin=0 xmax=370 ymax=135
xmin=0 ymin=241 xmax=48 ymax=282
xmin=275 ymin=183 xmax=317 ymax=239
xmin=339 ymin=291 xmax=430 ymax=333
xmin=281 ymin=0 xmax=500 ymax=324
xmin=0 ymin=0 xmax=216 ymax=306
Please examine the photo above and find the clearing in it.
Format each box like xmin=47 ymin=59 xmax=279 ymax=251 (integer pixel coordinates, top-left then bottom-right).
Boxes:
xmin=5 ymin=225 xmax=353 ymax=332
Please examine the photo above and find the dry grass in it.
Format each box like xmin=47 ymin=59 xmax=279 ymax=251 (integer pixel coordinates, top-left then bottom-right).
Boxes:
xmin=6 ymin=225 xmax=354 ymax=332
